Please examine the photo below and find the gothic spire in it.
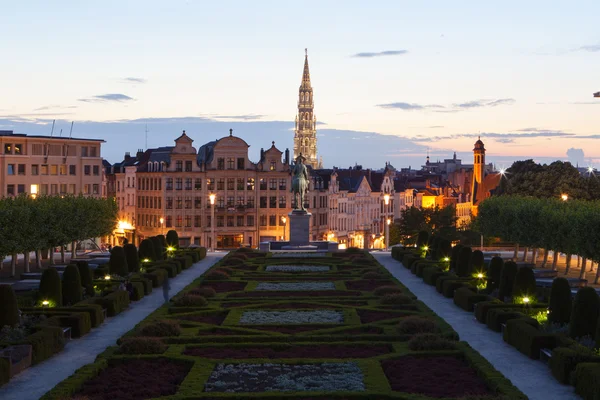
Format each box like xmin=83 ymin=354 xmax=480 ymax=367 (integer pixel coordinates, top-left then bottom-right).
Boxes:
xmin=301 ymin=48 xmax=311 ymax=89
xmin=294 ymin=48 xmax=318 ymax=168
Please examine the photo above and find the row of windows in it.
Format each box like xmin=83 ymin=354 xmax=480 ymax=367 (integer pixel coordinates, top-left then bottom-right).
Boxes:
xmin=145 ymin=213 xmax=287 ymax=229
xmin=5 ymin=164 xmax=99 ymax=176
xmin=138 ymin=196 xmax=162 ymax=209
xmin=5 ymin=183 xmax=99 ymax=196
xmin=138 ymin=178 xmax=162 ymax=191
xmin=163 ymin=177 xmax=287 ymax=191
xmin=216 ymin=157 xmax=245 ymax=170
xmin=3 ymin=143 xmax=98 ymax=157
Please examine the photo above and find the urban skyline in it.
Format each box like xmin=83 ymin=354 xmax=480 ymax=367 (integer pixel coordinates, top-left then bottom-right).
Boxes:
xmin=1 ymin=1 xmax=599 ymax=169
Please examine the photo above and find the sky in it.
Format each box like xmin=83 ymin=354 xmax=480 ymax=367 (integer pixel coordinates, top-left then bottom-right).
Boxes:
xmin=1 ymin=0 xmax=599 ymax=169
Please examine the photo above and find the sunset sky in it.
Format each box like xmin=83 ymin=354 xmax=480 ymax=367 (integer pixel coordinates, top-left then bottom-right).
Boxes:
xmin=1 ymin=0 xmax=599 ymax=168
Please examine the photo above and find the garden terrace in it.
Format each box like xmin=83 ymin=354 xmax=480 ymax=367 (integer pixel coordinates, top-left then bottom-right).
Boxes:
xmin=42 ymin=249 xmax=525 ymax=399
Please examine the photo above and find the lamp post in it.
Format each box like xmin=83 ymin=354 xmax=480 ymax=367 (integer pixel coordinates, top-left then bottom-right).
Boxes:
xmin=209 ymin=193 xmax=216 ymax=252
xmin=383 ymin=194 xmax=390 ymax=251
xmin=281 ymin=216 xmax=287 ymax=241
xmin=159 ymin=217 xmax=164 ymax=235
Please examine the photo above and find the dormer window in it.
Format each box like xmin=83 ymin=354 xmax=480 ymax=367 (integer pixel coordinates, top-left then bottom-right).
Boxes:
xmin=176 ymin=160 xmax=183 ymax=172
xmin=270 ymin=161 xmax=276 ymax=171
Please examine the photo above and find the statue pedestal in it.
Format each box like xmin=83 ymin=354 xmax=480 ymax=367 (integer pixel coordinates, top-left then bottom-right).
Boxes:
xmin=287 ymin=210 xmax=311 ymax=247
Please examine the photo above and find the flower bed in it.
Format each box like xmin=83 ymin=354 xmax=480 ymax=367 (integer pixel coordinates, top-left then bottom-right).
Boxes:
xmin=197 ymin=328 xmax=260 ymax=336
xmin=265 ymin=265 xmax=331 ymax=272
xmin=184 ymin=343 xmax=393 ymax=359
xmin=357 ymin=309 xmax=408 ymax=323
xmin=381 ymin=356 xmax=492 ymax=397
xmin=345 ymin=280 xmax=395 ymax=291
xmin=177 ymin=312 xmax=228 ymax=325
xmin=204 ymin=362 xmax=365 ymax=392
xmin=239 ymin=310 xmax=344 ymax=325
xmin=228 ymin=290 xmax=361 ymax=298
xmin=255 ymin=282 xmax=336 ymax=291
xmin=251 ymin=302 xmax=340 ymax=310
xmin=246 ymin=325 xmax=340 ymax=334
xmin=74 ymin=359 xmax=191 ymax=400
xmin=196 ymin=281 xmax=247 ymax=293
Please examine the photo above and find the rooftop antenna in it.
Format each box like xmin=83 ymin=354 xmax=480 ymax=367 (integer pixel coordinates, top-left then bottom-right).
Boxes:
xmin=69 ymin=121 xmax=74 ymax=139
xmin=50 ymin=120 xmax=55 ymax=137
xmin=58 ymin=129 xmax=63 ymax=137
xmin=145 ymin=124 xmax=149 ymax=149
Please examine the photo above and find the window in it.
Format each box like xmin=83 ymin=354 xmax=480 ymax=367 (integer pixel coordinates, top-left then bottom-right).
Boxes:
xmin=84 ymin=165 xmax=91 ymax=175
xmin=175 ymin=215 xmax=182 ymax=227
xmin=194 ymin=178 xmax=202 ymax=190
xmin=217 ymin=178 xmax=225 ymax=190
xmin=14 ymin=144 xmax=23 ymax=155
xmin=185 ymin=178 xmax=192 ymax=190
xmin=59 ymin=164 xmax=67 ymax=175
xmin=166 ymin=216 xmax=172 ymax=227
xmin=50 ymin=165 xmax=58 ymax=175
xmin=246 ymin=178 xmax=255 ymax=191
xmin=6 ymin=184 xmax=14 ymax=196
xmin=269 ymin=196 xmax=277 ymax=208
xmin=175 ymin=178 xmax=182 ymax=190
xmin=279 ymin=179 xmax=287 ymax=190
xmin=279 ymin=196 xmax=286 ymax=208
xmin=185 ymin=197 xmax=192 ymax=209
xmin=176 ymin=197 xmax=182 ymax=209
xmin=194 ymin=215 xmax=201 ymax=227
xmin=237 ymin=196 xmax=245 ymax=206
xmin=31 ymin=165 xmax=39 ymax=175
xmin=237 ymin=216 xmax=244 ymax=227
xmin=69 ymin=165 xmax=76 ymax=175
xmin=41 ymin=165 xmax=48 ymax=175
xmin=40 ymin=184 xmax=48 ymax=195
xmin=69 ymin=184 xmax=76 ymax=194
xmin=227 ymin=216 xmax=234 ymax=227
xmin=217 ymin=197 xmax=225 ymax=208
xmin=4 ymin=144 xmax=12 ymax=154
xmin=260 ymin=196 xmax=267 ymax=208
xmin=269 ymin=215 xmax=277 ymax=226
xmin=17 ymin=164 xmax=25 ymax=175
xmin=166 ymin=178 xmax=173 ymax=190
xmin=217 ymin=158 xmax=225 ymax=170
xmin=227 ymin=157 xmax=235 ymax=169
xmin=247 ymin=196 xmax=255 ymax=208
xmin=247 ymin=215 xmax=255 ymax=226
xmin=260 ymin=215 xmax=267 ymax=227
xmin=18 ymin=184 xmax=25 ymax=194
xmin=176 ymin=160 xmax=183 ymax=172
xmin=166 ymin=197 xmax=173 ymax=209
xmin=237 ymin=158 xmax=245 ymax=170
xmin=60 ymin=184 xmax=67 ymax=194
xmin=207 ymin=215 xmax=211 ymax=228
xmin=32 ymin=144 xmax=43 ymax=155
xmin=227 ymin=196 xmax=234 ymax=207
xmin=269 ymin=179 xmax=277 ymax=190
xmin=52 ymin=184 xmax=59 ymax=195
xmin=270 ymin=161 xmax=276 ymax=171
xmin=217 ymin=216 xmax=224 ymax=227
xmin=259 ymin=179 xmax=267 ymax=190
xmin=7 ymin=164 xmax=15 ymax=175
xmin=207 ymin=178 xmax=214 ymax=190
xmin=236 ymin=178 xmax=244 ymax=190
xmin=81 ymin=146 xmax=88 ymax=157
xmin=93 ymin=184 xmax=99 ymax=195
xmin=90 ymin=146 xmax=97 ymax=157
xmin=227 ymin=178 xmax=234 ymax=190
xmin=185 ymin=215 xmax=192 ymax=228
xmin=93 ymin=165 xmax=100 ymax=176
xmin=194 ymin=197 xmax=202 ymax=209
xmin=185 ymin=160 xmax=192 ymax=172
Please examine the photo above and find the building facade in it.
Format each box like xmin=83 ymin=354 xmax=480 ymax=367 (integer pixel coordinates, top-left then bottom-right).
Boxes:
xmin=0 ymin=130 xmax=104 ymax=198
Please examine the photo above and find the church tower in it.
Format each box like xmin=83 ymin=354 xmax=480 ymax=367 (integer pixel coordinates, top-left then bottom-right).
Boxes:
xmin=471 ymin=137 xmax=486 ymax=209
xmin=294 ymin=49 xmax=318 ymax=168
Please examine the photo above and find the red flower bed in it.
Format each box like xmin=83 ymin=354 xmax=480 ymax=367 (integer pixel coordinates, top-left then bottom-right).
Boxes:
xmin=197 ymin=328 xmax=259 ymax=336
xmin=358 ymin=310 xmax=407 ymax=323
xmin=381 ymin=356 xmax=492 ymax=397
xmin=345 ymin=280 xmax=395 ymax=291
xmin=195 ymin=281 xmax=247 ymax=293
xmin=250 ymin=276 xmax=341 ymax=281
xmin=177 ymin=312 xmax=228 ymax=325
xmin=315 ymin=326 xmax=384 ymax=335
xmin=248 ymin=325 xmax=338 ymax=334
xmin=76 ymin=358 xmax=190 ymax=400
xmin=227 ymin=290 xmax=361 ymax=298
xmin=184 ymin=343 xmax=392 ymax=359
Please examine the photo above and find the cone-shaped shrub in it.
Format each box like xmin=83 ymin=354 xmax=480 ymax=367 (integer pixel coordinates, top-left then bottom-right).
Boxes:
xmin=486 ymin=256 xmax=504 ymax=291
xmin=138 ymin=238 xmax=156 ymax=261
xmin=124 ymin=243 xmax=140 ymax=273
xmin=439 ymin=239 xmax=452 ymax=260
xmin=62 ymin=264 xmax=82 ymax=305
xmin=456 ymin=246 xmax=473 ymax=277
xmin=450 ymin=244 xmax=463 ymax=272
xmin=39 ymin=267 xmax=62 ymax=306
xmin=166 ymin=230 xmax=179 ymax=249
xmin=431 ymin=236 xmax=441 ymax=260
xmin=569 ymin=287 xmax=600 ymax=339
xmin=109 ymin=246 xmax=129 ymax=276
xmin=548 ymin=277 xmax=572 ymax=325
xmin=498 ymin=261 xmax=518 ymax=301
xmin=150 ymin=236 xmax=164 ymax=261
xmin=0 ymin=285 xmax=19 ymax=327
xmin=416 ymin=230 xmax=429 ymax=249
xmin=77 ymin=261 xmax=94 ymax=297
xmin=470 ymin=250 xmax=485 ymax=273
xmin=157 ymin=234 xmax=167 ymax=249
xmin=512 ymin=267 xmax=536 ymax=301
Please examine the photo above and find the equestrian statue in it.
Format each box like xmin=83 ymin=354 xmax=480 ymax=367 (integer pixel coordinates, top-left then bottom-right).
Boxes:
xmin=291 ymin=154 xmax=309 ymax=211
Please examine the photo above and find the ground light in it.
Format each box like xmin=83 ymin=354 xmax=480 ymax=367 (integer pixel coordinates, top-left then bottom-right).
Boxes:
xmin=477 ymin=273 xmax=484 ymax=279
xmin=42 ymin=300 xmax=49 ymax=307
xmin=522 ymin=297 xmax=530 ymax=304
xmin=104 ymin=275 xmax=111 ymax=281
xmin=142 ymin=258 xmax=150 ymax=263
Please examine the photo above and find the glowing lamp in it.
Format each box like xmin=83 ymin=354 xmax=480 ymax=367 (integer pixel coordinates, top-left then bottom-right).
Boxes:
xmin=477 ymin=273 xmax=484 ymax=279
xmin=281 ymin=216 xmax=287 ymax=224
xmin=386 ymin=218 xmax=391 ymax=225
xmin=104 ymin=275 xmax=111 ymax=281
xmin=42 ymin=300 xmax=49 ymax=306
xmin=167 ymin=246 xmax=175 ymax=252
xmin=209 ymin=193 xmax=216 ymax=205
xmin=159 ymin=217 xmax=164 ymax=224
xmin=561 ymin=194 xmax=568 ymax=201
xmin=142 ymin=258 xmax=150 ymax=263
xmin=383 ymin=194 xmax=390 ymax=205
xmin=523 ymin=297 xmax=530 ymax=304
xmin=423 ymin=246 xmax=429 ymax=251
xmin=443 ymin=257 xmax=450 ymax=262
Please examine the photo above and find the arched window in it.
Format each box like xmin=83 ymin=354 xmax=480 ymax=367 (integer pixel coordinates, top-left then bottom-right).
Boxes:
xmin=148 ymin=163 xmax=153 ymax=172
xmin=154 ymin=161 xmax=159 ymax=172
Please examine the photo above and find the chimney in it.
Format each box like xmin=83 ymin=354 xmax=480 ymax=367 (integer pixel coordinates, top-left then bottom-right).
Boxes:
xmin=260 ymin=148 xmax=265 ymax=162
xmin=285 ymin=149 xmax=290 ymax=165
xmin=136 ymin=148 xmax=144 ymax=159
xmin=124 ymin=152 xmax=131 ymax=161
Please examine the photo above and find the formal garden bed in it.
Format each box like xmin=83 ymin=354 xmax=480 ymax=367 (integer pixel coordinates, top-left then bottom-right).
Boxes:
xmin=42 ymin=248 xmax=526 ymax=399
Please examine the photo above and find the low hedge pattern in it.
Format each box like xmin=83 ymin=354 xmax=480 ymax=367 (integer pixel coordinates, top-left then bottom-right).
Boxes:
xmin=43 ymin=249 xmax=525 ymax=399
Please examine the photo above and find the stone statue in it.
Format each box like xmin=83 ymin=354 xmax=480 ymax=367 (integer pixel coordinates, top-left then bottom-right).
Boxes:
xmin=291 ymin=154 xmax=309 ymax=211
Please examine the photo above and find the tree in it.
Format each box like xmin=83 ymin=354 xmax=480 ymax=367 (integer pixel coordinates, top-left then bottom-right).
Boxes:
xmin=109 ymin=246 xmax=128 ymax=276
xmin=124 ymin=244 xmax=140 ymax=273
xmin=166 ymin=230 xmax=179 ymax=249
xmin=39 ymin=268 xmax=62 ymax=306
xmin=62 ymin=264 xmax=83 ymax=305
xmin=139 ymin=239 xmax=156 ymax=261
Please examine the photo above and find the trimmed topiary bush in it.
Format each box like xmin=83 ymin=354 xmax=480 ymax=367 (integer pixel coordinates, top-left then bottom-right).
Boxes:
xmin=498 ymin=261 xmax=518 ymax=301
xmin=174 ymin=295 xmax=208 ymax=307
xmin=191 ymin=287 xmax=217 ymax=298
xmin=150 ymin=236 xmax=164 ymax=261
xmin=362 ymin=271 xmax=383 ymax=279
xmin=139 ymin=320 xmax=181 ymax=337
xmin=62 ymin=264 xmax=82 ymax=306
xmin=512 ymin=267 xmax=536 ymax=301
xmin=109 ymin=246 xmax=128 ymax=277
xmin=203 ymin=270 xmax=230 ymax=280
xmin=548 ymin=277 xmax=572 ymax=325
xmin=380 ymin=293 xmax=413 ymax=305
xmin=486 ymin=256 xmax=504 ymax=291
xmin=569 ymin=287 xmax=600 ymax=340
xmin=374 ymin=285 xmax=403 ymax=296
xmin=166 ymin=229 xmax=179 ymax=249
xmin=397 ymin=316 xmax=438 ymax=335
xmin=157 ymin=234 xmax=168 ymax=250
xmin=0 ymin=285 xmax=19 ymax=327
xmin=124 ymin=243 xmax=140 ymax=273
xmin=456 ymin=246 xmax=473 ymax=277
xmin=408 ymin=333 xmax=457 ymax=351
xmin=450 ymin=244 xmax=463 ymax=272
xmin=76 ymin=261 xmax=94 ymax=297
xmin=416 ymin=230 xmax=429 ymax=249
xmin=438 ymin=238 xmax=452 ymax=260
xmin=138 ymin=238 xmax=156 ymax=262
xmin=39 ymin=267 xmax=62 ymax=306
xmin=118 ymin=337 xmax=167 ymax=354
xmin=470 ymin=250 xmax=485 ymax=273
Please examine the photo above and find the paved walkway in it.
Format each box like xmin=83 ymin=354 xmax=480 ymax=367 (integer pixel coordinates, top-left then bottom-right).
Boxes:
xmin=0 ymin=253 xmax=224 ymax=400
xmin=374 ymin=252 xmax=580 ymax=400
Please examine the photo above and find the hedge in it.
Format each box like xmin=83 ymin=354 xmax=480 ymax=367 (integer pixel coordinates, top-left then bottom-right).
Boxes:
xmin=144 ymin=269 xmax=167 ymax=288
xmin=512 ymin=267 xmax=536 ymax=301
xmin=550 ymin=346 xmax=600 ymax=384
xmin=498 ymin=261 xmax=518 ymax=301
xmin=0 ymin=285 xmax=19 ymax=327
xmin=453 ymin=287 xmax=490 ymax=312
xmin=124 ymin=244 xmax=140 ymax=273
xmin=16 ymin=325 xmax=65 ymax=365
xmin=569 ymin=287 xmax=600 ymax=340
xmin=39 ymin=267 xmax=62 ymax=306
xmin=485 ymin=309 xmax=527 ymax=332
xmin=503 ymin=318 xmax=556 ymax=359
xmin=109 ymin=246 xmax=128 ymax=277
xmin=62 ymin=264 xmax=83 ymax=306
xmin=76 ymin=261 xmax=94 ymax=298
xmin=549 ymin=277 xmax=572 ymax=325
xmin=575 ymin=362 xmax=600 ymax=399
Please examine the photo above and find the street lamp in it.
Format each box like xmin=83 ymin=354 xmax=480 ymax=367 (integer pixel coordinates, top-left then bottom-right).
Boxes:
xmin=159 ymin=217 xmax=164 ymax=235
xmin=561 ymin=194 xmax=568 ymax=201
xmin=383 ymin=194 xmax=390 ymax=251
xmin=281 ymin=216 xmax=287 ymax=241
xmin=209 ymin=193 xmax=216 ymax=252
